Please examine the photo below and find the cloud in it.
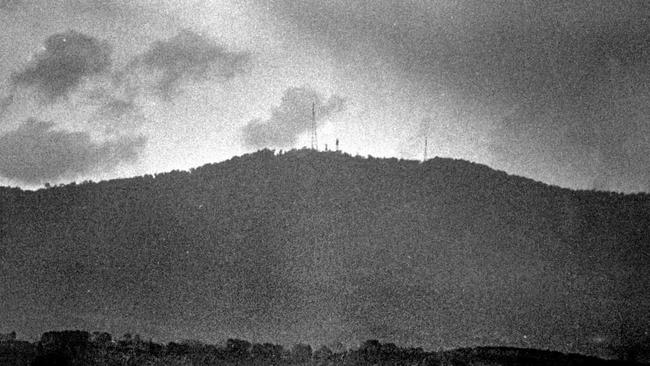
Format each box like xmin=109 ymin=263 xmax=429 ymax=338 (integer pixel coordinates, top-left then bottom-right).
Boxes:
xmin=10 ymin=30 xmax=112 ymax=103
xmin=0 ymin=94 xmax=13 ymax=117
xmin=0 ymin=0 xmax=21 ymax=11
xmin=264 ymin=0 xmax=650 ymax=192
xmin=242 ymin=86 xmax=345 ymax=148
xmin=118 ymin=29 xmax=251 ymax=100
xmin=487 ymin=66 xmax=650 ymax=192
xmin=82 ymin=88 xmax=146 ymax=135
xmin=65 ymin=0 xmax=132 ymax=15
xmin=0 ymin=119 xmax=146 ymax=183
xmin=91 ymin=97 xmax=145 ymax=134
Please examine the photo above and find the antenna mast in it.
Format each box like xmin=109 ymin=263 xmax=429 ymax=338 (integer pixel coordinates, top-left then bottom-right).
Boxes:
xmin=311 ymin=102 xmax=318 ymax=150
xmin=423 ymin=136 xmax=428 ymax=162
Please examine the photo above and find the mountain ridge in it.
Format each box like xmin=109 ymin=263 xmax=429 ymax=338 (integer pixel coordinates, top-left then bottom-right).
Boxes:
xmin=1 ymin=149 xmax=649 ymax=360
xmin=2 ymin=148 xmax=647 ymax=196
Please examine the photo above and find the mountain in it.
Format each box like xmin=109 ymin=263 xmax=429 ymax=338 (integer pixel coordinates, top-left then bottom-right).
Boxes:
xmin=1 ymin=149 xmax=649 ymax=360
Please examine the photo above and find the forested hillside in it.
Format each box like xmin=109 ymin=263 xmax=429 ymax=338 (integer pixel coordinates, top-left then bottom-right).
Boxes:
xmin=1 ymin=149 xmax=649 ymax=360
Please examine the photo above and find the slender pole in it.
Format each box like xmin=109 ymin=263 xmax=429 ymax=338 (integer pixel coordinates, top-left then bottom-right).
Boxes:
xmin=423 ymin=136 xmax=428 ymax=162
xmin=312 ymin=102 xmax=318 ymax=150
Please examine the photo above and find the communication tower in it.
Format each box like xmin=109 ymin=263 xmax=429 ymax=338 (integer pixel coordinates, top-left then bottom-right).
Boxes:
xmin=311 ymin=102 xmax=318 ymax=150
xmin=423 ymin=136 xmax=428 ymax=162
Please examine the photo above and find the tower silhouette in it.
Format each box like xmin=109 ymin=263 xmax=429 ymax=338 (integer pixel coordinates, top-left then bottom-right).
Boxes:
xmin=423 ymin=136 xmax=428 ymax=162
xmin=311 ymin=102 xmax=318 ymax=150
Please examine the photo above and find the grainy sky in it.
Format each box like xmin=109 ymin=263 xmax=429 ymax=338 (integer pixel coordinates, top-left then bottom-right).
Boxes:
xmin=0 ymin=0 xmax=648 ymax=192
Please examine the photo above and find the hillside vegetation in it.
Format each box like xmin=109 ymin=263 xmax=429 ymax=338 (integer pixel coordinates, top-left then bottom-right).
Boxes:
xmin=1 ymin=149 xmax=649 ymax=359
xmin=0 ymin=330 xmax=646 ymax=366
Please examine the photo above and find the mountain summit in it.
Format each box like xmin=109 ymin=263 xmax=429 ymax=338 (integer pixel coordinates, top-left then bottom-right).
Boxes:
xmin=1 ymin=149 xmax=649 ymax=359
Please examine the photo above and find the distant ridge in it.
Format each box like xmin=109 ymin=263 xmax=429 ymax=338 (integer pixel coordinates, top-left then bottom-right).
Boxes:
xmin=1 ymin=148 xmax=647 ymax=197
xmin=1 ymin=149 xmax=649 ymax=361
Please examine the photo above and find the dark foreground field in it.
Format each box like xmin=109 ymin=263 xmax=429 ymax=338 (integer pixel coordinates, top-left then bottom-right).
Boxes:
xmin=0 ymin=330 xmax=646 ymax=366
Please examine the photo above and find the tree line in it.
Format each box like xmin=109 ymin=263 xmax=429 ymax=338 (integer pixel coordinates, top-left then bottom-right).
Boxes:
xmin=3 ymin=330 xmax=431 ymax=366
xmin=0 ymin=329 xmax=644 ymax=366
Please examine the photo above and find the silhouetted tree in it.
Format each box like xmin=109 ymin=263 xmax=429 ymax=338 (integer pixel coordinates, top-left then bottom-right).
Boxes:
xmin=226 ymin=338 xmax=251 ymax=359
xmin=167 ymin=341 xmax=190 ymax=356
xmin=313 ymin=345 xmax=333 ymax=362
xmin=380 ymin=342 xmax=399 ymax=359
xmin=38 ymin=331 xmax=90 ymax=366
xmin=251 ymin=342 xmax=284 ymax=362
xmin=291 ymin=343 xmax=312 ymax=363
xmin=90 ymin=332 xmax=111 ymax=345
xmin=359 ymin=339 xmax=381 ymax=364
xmin=359 ymin=339 xmax=380 ymax=353
xmin=31 ymin=351 xmax=68 ymax=366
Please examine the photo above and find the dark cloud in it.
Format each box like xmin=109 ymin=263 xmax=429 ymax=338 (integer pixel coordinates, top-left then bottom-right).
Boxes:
xmin=62 ymin=0 xmax=166 ymax=25
xmin=10 ymin=30 xmax=112 ymax=103
xmin=0 ymin=119 xmax=146 ymax=183
xmin=242 ymin=86 xmax=345 ymax=148
xmin=0 ymin=0 xmax=21 ymax=11
xmin=66 ymin=0 xmax=132 ymax=15
xmin=0 ymin=94 xmax=13 ymax=117
xmin=91 ymin=97 xmax=145 ymax=134
xmin=118 ymin=29 xmax=251 ymax=100
xmin=487 ymin=54 xmax=650 ymax=192
xmin=264 ymin=0 xmax=650 ymax=192
xmin=82 ymin=88 xmax=146 ymax=135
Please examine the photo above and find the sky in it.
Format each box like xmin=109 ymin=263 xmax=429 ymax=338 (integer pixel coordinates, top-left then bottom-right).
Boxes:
xmin=0 ymin=0 xmax=648 ymax=192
